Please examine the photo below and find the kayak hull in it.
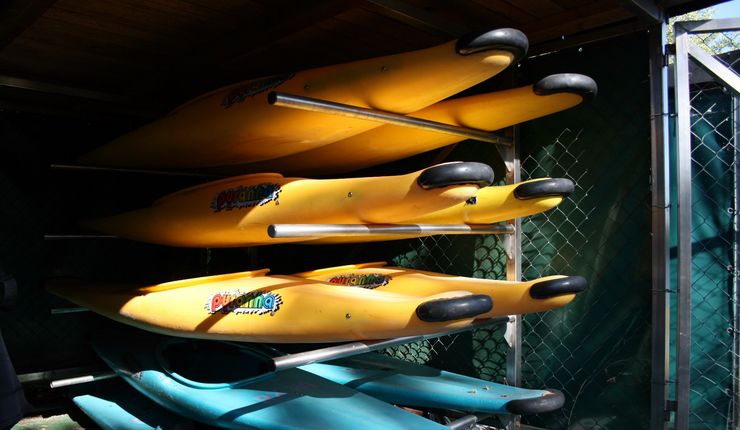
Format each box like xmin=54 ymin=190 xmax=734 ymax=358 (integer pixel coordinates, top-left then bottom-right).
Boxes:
xmin=301 ymin=353 xmax=565 ymax=415
xmin=294 ymin=262 xmax=587 ymax=317
xmin=84 ymin=162 xmax=492 ymax=248
xmin=46 ymin=269 xmax=491 ymax=343
xmin=92 ymin=332 xmax=450 ymax=430
xmin=80 ymin=28 xmax=527 ymax=169
xmin=48 ymin=262 xmax=584 ymax=343
xmin=306 ymin=177 xmax=574 ymax=244
xmin=240 ymin=73 xmax=597 ymax=176
xmin=85 ymin=175 xmax=570 ymax=249
xmin=70 ymin=380 xmax=197 ymax=430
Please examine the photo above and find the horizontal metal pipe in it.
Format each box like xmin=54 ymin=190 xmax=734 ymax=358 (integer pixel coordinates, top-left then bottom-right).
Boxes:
xmin=268 ymin=92 xmax=512 ymax=146
xmin=688 ymin=43 xmax=740 ymax=95
xmin=45 ymin=318 xmax=509 ymax=388
xmin=0 ymin=75 xmax=133 ymax=104
xmin=447 ymin=414 xmax=489 ymax=430
xmin=50 ymin=163 xmax=221 ymax=178
xmin=268 ymin=223 xmax=514 ymax=238
xmin=678 ymin=18 xmax=740 ymax=33
xmin=272 ymin=317 xmax=510 ymax=371
xmin=50 ymin=307 xmax=90 ymax=315
xmin=50 ymin=371 xmax=117 ymax=388
xmin=44 ymin=234 xmax=118 ymax=240
xmin=17 ymin=365 xmax=105 ymax=384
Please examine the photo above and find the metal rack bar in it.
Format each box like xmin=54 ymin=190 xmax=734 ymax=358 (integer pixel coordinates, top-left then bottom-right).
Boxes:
xmin=268 ymin=223 xmax=514 ymax=238
xmin=49 ymin=306 xmax=88 ymax=315
xmin=50 ymin=163 xmax=221 ymax=178
xmin=44 ymin=234 xmax=118 ymax=240
xmin=445 ymin=414 xmax=490 ymax=430
xmin=48 ymin=317 xmax=510 ymax=388
xmin=272 ymin=317 xmax=510 ymax=371
xmin=268 ymin=91 xmax=512 ymax=146
xmin=49 ymin=371 xmax=117 ymax=388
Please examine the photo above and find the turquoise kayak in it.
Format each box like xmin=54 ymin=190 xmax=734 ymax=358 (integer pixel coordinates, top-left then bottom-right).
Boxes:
xmin=92 ymin=331 xmax=451 ymax=430
xmin=301 ymin=352 xmax=565 ymax=415
xmin=70 ymin=379 xmax=200 ymax=430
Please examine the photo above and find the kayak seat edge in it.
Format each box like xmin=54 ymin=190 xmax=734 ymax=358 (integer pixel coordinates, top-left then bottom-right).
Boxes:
xmin=417 ymin=162 xmax=494 ymax=190
xmin=533 ymin=73 xmax=598 ymax=102
xmin=455 ymin=28 xmax=529 ymax=62
xmin=513 ymin=178 xmax=574 ymax=200
xmin=506 ymin=389 xmax=566 ymax=415
xmin=416 ymin=294 xmax=492 ymax=322
xmin=529 ymin=276 xmax=588 ymax=299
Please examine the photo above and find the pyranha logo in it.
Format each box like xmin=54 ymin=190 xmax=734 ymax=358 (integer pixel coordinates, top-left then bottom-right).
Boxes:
xmin=326 ymin=273 xmax=391 ymax=290
xmin=205 ymin=290 xmax=282 ymax=316
xmin=222 ymin=73 xmax=295 ymax=108
xmin=211 ymin=183 xmax=281 ymax=212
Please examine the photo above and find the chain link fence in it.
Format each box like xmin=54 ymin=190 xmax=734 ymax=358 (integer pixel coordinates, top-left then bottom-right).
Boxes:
xmin=388 ymin=233 xmax=508 ymax=379
xmin=517 ymin=32 xmax=653 ymax=429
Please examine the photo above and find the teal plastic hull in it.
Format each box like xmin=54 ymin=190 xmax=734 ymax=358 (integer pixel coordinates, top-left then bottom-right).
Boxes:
xmin=301 ymin=353 xmax=565 ymax=415
xmin=92 ymin=331 xmax=448 ymax=430
xmin=70 ymin=380 xmax=198 ymax=430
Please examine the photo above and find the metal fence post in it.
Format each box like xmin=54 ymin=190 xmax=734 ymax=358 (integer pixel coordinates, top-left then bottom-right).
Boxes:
xmin=504 ymin=125 xmax=522 ymax=430
xmin=649 ymin=21 xmax=671 ymax=430
xmin=673 ymin=22 xmax=693 ymax=430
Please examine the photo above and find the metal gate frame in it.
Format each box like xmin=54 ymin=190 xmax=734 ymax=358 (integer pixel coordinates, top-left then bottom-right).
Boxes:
xmin=671 ymin=17 xmax=740 ymax=430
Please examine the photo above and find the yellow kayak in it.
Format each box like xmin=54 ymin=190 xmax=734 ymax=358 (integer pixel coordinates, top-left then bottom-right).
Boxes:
xmin=409 ymin=177 xmax=573 ymax=224
xmin=46 ymin=271 xmax=494 ymax=343
xmin=293 ymin=262 xmax=587 ymax=318
xmin=239 ymin=73 xmax=597 ymax=175
xmin=79 ymin=28 xmax=528 ymax=169
xmin=84 ymin=162 xmax=494 ymax=247
xmin=306 ymin=177 xmax=574 ymax=244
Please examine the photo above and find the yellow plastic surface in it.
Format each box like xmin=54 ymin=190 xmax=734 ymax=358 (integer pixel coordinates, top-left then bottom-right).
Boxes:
xmin=85 ymin=165 xmax=483 ymax=247
xmin=79 ymin=39 xmax=517 ymax=168
xmin=294 ymin=263 xmax=579 ymax=317
xmin=46 ymin=273 xmax=479 ymax=343
xmin=409 ymin=178 xmax=564 ymax=224
xmin=310 ymin=178 xmax=566 ymax=244
xmin=241 ymin=85 xmax=584 ymax=175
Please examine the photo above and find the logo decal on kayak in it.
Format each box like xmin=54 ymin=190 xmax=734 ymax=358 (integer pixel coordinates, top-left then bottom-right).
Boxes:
xmin=205 ymin=290 xmax=282 ymax=316
xmin=211 ymin=183 xmax=281 ymax=212
xmin=222 ymin=73 xmax=295 ymax=108
xmin=326 ymin=273 xmax=391 ymax=290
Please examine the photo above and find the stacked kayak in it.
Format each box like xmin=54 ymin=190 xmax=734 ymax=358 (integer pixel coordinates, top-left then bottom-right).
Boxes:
xmin=83 ymin=161 xmax=496 ymax=247
xmin=89 ymin=332 xmax=455 ymax=430
xmin=71 ymin=331 xmax=567 ymax=429
xmin=301 ymin=352 xmax=565 ymax=415
xmin=69 ymin=379 xmax=200 ymax=430
xmin=241 ymin=73 xmax=597 ymax=175
xmin=79 ymin=27 xmax=528 ymax=169
xmin=294 ymin=262 xmax=587 ymax=318
xmin=47 ymin=264 xmax=586 ymax=344
xmin=82 ymin=163 xmax=577 ymax=248
xmin=308 ymin=176 xmax=575 ymax=244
